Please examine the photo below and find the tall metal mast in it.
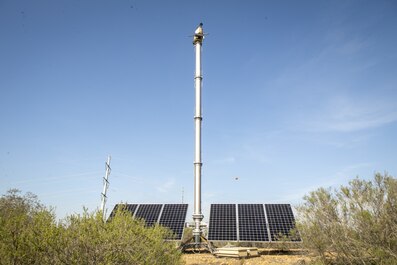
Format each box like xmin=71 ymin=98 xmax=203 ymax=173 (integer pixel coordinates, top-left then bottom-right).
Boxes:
xmin=100 ymin=155 xmax=111 ymax=221
xmin=192 ymin=23 xmax=204 ymax=243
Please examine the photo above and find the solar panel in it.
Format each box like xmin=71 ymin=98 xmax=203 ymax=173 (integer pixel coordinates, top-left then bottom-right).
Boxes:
xmin=208 ymin=203 xmax=300 ymax=242
xmin=208 ymin=204 xmax=237 ymax=241
xmin=238 ymin=204 xmax=269 ymax=242
xmin=109 ymin=203 xmax=138 ymax=218
xmin=108 ymin=203 xmax=188 ymax=240
xmin=159 ymin=204 xmax=188 ymax=240
xmin=265 ymin=204 xmax=300 ymax=241
xmin=109 ymin=204 xmax=119 ymax=219
xmin=134 ymin=204 xmax=163 ymax=227
xmin=125 ymin=204 xmax=138 ymax=215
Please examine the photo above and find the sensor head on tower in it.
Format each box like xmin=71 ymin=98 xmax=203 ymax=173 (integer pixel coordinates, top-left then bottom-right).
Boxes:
xmin=193 ymin=23 xmax=204 ymax=44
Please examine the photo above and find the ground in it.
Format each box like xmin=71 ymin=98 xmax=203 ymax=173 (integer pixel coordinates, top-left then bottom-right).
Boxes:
xmin=182 ymin=250 xmax=311 ymax=265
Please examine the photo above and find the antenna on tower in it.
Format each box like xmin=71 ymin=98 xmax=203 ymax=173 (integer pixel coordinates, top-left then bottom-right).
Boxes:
xmin=100 ymin=155 xmax=111 ymax=222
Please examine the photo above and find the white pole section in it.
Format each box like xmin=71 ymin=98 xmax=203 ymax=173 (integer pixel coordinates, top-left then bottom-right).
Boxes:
xmin=192 ymin=23 xmax=204 ymax=243
xmin=100 ymin=155 xmax=111 ymax=222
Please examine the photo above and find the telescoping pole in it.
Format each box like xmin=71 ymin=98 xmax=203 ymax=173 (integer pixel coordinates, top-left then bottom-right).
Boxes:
xmin=192 ymin=23 xmax=204 ymax=244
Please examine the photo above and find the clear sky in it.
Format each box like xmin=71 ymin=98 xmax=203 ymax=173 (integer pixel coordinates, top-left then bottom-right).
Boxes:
xmin=1 ymin=0 xmax=396 ymax=220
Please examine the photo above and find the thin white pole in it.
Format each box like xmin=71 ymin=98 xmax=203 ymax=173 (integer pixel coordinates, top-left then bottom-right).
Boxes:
xmin=100 ymin=155 xmax=111 ymax=221
xmin=192 ymin=23 xmax=204 ymax=243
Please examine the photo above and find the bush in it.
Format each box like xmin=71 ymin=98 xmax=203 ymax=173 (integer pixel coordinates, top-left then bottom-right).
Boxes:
xmin=297 ymin=173 xmax=397 ymax=265
xmin=0 ymin=189 xmax=58 ymax=264
xmin=0 ymin=189 xmax=182 ymax=265
xmin=58 ymin=209 xmax=182 ymax=265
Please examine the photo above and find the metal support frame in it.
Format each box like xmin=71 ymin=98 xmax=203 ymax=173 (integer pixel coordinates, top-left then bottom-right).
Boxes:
xmin=157 ymin=204 xmax=165 ymax=223
xmin=236 ymin=204 xmax=240 ymax=241
xmin=263 ymin=204 xmax=272 ymax=242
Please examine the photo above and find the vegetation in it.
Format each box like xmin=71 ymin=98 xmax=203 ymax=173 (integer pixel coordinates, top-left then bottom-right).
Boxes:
xmin=0 ymin=189 xmax=182 ymax=265
xmin=2 ymin=173 xmax=396 ymax=265
xmin=297 ymin=173 xmax=397 ymax=265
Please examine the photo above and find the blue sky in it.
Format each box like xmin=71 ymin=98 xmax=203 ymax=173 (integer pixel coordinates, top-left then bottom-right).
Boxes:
xmin=1 ymin=0 xmax=396 ymax=220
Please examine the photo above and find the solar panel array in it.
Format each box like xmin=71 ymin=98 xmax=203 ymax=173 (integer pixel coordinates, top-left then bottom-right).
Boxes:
xmin=208 ymin=204 xmax=300 ymax=242
xmin=109 ymin=204 xmax=188 ymax=240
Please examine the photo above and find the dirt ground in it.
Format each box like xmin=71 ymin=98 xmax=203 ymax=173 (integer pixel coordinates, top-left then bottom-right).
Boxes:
xmin=182 ymin=251 xmax=311 ymax=265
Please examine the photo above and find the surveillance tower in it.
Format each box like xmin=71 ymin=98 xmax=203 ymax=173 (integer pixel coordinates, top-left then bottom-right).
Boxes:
xmin=192 ymin=23 xmax=204 ymax=244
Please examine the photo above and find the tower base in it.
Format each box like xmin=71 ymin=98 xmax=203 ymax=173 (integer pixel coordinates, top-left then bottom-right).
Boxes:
xmin=180 ymin=235 xmax=214 ymax=253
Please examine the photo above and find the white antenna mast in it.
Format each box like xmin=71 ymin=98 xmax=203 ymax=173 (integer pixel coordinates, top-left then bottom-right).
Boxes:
xmin=192 ymin=23 xmax=204 ymax=244
xmin=100 ymin=155 xmax=111 ymax=221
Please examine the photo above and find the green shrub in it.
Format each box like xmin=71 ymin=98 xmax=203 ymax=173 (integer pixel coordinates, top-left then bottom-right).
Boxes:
xmin=0 ymin=189 xmax=58 ymax=265
xmin=297 ymin=173 xmax=397 ymax=265
xmin=0 ymin=189 xmax=182 ymax=265
xmin=57 ymin=209 xmax=182 ymax=265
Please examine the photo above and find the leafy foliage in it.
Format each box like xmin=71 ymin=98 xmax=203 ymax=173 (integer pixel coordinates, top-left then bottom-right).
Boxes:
xmin=0 ymin=189 xmax=182 ymax=265
xmin=0 ymin=189 xmax=55 ymax=265
xmin=297 ymin=173 xmax=397 ymax=265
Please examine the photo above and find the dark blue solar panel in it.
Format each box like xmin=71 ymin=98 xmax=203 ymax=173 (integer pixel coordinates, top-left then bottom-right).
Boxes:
xmin=265 ymin=204 xmax=301 ymax=241
xmin=134 ymin=204 xmax=163 ymax=227
xmin=109 ymin=203 xmax=188 ymax=240
xmin=159 ymin=204 xmax=188 ymax=240
xmin=208 ymin=203 xmax=300 ymax=242
xmin=238 ymin=204 xmax=269 ymax=242
xmin=109 ymin=204 xmax=138 ymax=219
xmin=208 ymin=204 xmax=237 ymax=241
